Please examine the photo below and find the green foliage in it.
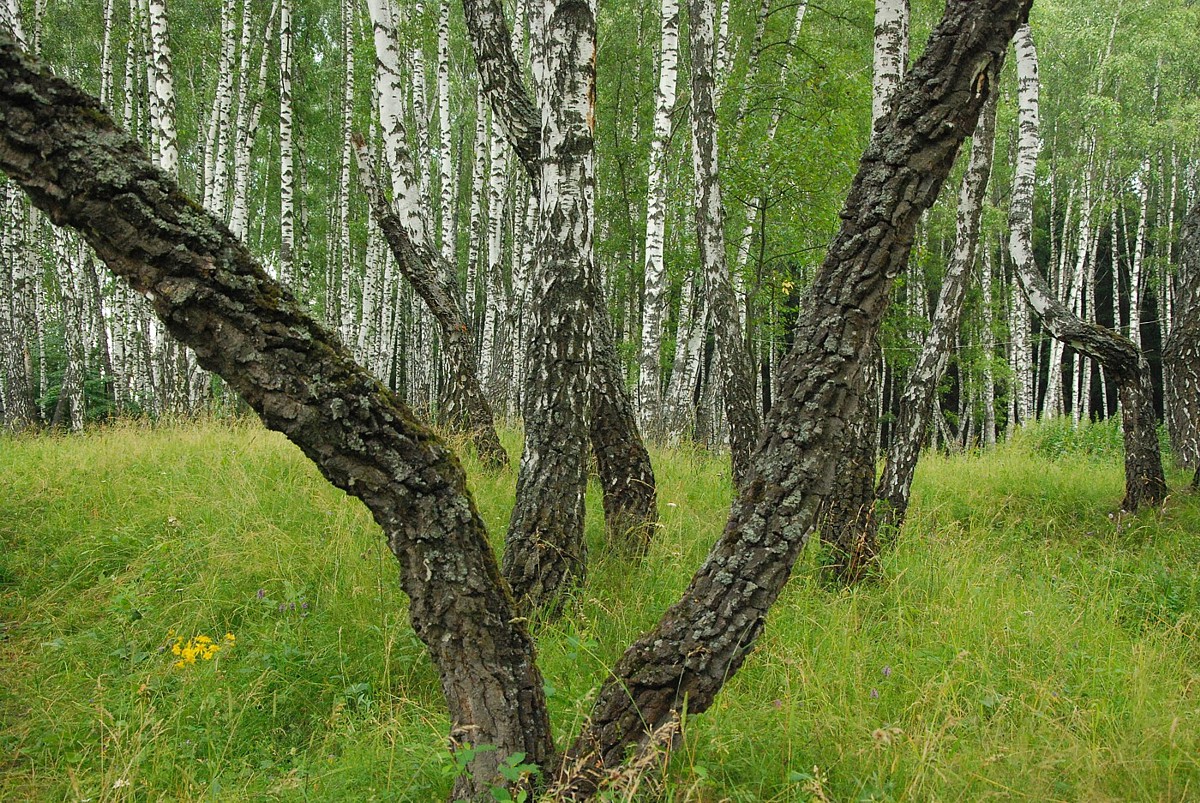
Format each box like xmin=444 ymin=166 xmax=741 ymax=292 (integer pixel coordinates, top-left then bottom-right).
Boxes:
xmin=3 ymin=421 xmax=1200 ymax=800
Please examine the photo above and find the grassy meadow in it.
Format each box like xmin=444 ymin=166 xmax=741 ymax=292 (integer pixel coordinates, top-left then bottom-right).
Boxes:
xmin=2 ymin=418 xmax=1200 ymax=801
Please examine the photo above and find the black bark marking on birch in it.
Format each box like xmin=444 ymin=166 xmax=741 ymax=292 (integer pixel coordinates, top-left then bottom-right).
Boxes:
xmin=557 ymin=0 xmax=1031 ymax=795
xmin=0 ymin=40 xmax=552 ymax=800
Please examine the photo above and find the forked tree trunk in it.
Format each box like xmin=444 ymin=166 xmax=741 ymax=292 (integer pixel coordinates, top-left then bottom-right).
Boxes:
xmin=499 ymin=0 xmax=597 ymax=614
xmin=463 ymin=0 xmax=658 ymax=572
xmin=877 ymin=91 xmax=998 ymax=529
xmin=1164 ymin=203 xmax=1200 ymax=486
xmin=1008 ymin=23 xmax=1166 ymax=512
xmin=0 ymin=40 xmax=552 ymax=800
xmin=558 ymin=0 xmax=1030 ymax=793
xmin=0 ymin=0 xmax=1027 ymax=794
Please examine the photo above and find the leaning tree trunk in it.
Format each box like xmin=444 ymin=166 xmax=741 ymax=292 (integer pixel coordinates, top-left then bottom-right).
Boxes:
xmin=877 ymin=91 xmax=998 ymax=530
xmin=365 ymin=0 xmax=507 ymax=468
xmin=556 ymin=0 xmax=1030 ymax=794
xmin=1007 ymin=23 xmax=1165 ymax=512
xmin=1164 ymin=202 xmax=1200 ymax=488
xmin=0 ymin=39 xmax=552 ymax=800
xmin=688 ymin=0 xmax=760 ymax=491
xmin=816 ymin=0 xmax=910 ymax=581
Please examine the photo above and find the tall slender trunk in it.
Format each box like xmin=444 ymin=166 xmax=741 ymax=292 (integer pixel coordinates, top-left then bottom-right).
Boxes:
xmin=278 ymin=0 xmax=295 ymax=287
xmin=689 ymin=0 xmax=760 ymax=490
xmin=1008 ymin=23 xmax=1165 ymax=512
xmin=637 ymin=0 xmax=680 ymax=435
xmin=877 ymin=91 xmax=998 ymax=530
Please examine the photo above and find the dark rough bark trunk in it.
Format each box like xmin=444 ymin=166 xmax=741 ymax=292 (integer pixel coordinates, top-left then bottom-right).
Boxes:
xmin=688 ymin=0 xmax=761 ymax=490
xmin=352 ymin=135 xmax=509 ymax=470
xmin=877 ymin=91 xmax=998 ymax=529
xmin=589 ymin=288 xmax=659 ymax=547
xmin=0 ymin=41 xmax=552 ymax=800
xmin=555 ymin=0 xmax=1030 ymax=794
xmin=462 ymin=0 xmax=658 ymax=555
xmin=818 ymin=343 xmax=879 ymax=583
xmin=1008 ymin=23 xmax=1165 ymax=512
xmin=1164 ymin=203 xmax=1200 ymax=482
xmin=500 ymin=0 xmax=596 ymax=615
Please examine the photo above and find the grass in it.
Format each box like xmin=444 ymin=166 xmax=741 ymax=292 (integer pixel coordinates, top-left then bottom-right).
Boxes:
xmin=2 ymin=417 xmax=1199 ymax=801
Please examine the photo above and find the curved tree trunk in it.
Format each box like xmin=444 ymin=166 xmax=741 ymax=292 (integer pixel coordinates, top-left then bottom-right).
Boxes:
xmin=0 ymin=41 xmax=551 ymax=799
xmin=877 ymin=91 xmax=998 ymax=529
xmin=1164 ymin=202 xmax=1200 ymax=487
xmin=1007 ymin=23 xmax=1166 ymax=512
xmin=557 ymin=0 xmax=1030 ymax=793
xmin=352 ymin=137 xmax=509 ymax=470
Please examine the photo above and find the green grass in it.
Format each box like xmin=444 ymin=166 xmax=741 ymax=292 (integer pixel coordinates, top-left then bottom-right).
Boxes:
xmin=2 ymin=418 xmax=1199 ymax=801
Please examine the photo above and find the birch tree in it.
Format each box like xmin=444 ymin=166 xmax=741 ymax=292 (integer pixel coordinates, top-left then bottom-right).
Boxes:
xmin=636 ymin=0 xmax=680 ymax=435
xmin=689 ymin=0 xmax=760 ymax=490
xmin=463 ymin=0 xmax=657 ymax=609
xmin=1008 ymin=22 xmax=1166 ymax=512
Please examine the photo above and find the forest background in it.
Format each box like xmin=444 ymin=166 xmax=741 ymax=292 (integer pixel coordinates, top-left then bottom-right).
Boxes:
xmin=2 ymin=0 xmax=1197 ymax=440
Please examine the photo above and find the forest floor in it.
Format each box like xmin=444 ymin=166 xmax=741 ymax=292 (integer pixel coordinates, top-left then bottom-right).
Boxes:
xmin=2 ymin=418 xmax=1199 ymax=802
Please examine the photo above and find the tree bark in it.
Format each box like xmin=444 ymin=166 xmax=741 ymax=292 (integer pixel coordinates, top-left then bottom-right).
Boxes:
xmin=0 ymin=41 xmax=552 ymax=799
xmin=1007 ymin=23 xmax=1166 ymax=512
xmin=498 ymin=0 xmax=597 ymax=615
xmin=557 ymin=0 xmax=1030 ymax=793
xmin=1164 ymin=203 xmax=1200 ymax=485
xmin=463 ymin=0 xmax=658 ymax=565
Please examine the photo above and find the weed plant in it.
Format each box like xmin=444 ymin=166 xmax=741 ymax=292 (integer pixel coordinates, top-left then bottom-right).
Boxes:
xmin=1 ymin=418 xmax=1199 ymax=801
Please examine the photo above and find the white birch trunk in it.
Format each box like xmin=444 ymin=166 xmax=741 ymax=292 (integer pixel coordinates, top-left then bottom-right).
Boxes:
xmin=636 ymin=0 xmax=680 ymax=434
xmin=872 ymin=0 xmax=909 ymax=126
xmin=1129 ymin=158 xmax=1151 ymax=348
xmin=146 ymin=0 xmax=178 ymax=175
